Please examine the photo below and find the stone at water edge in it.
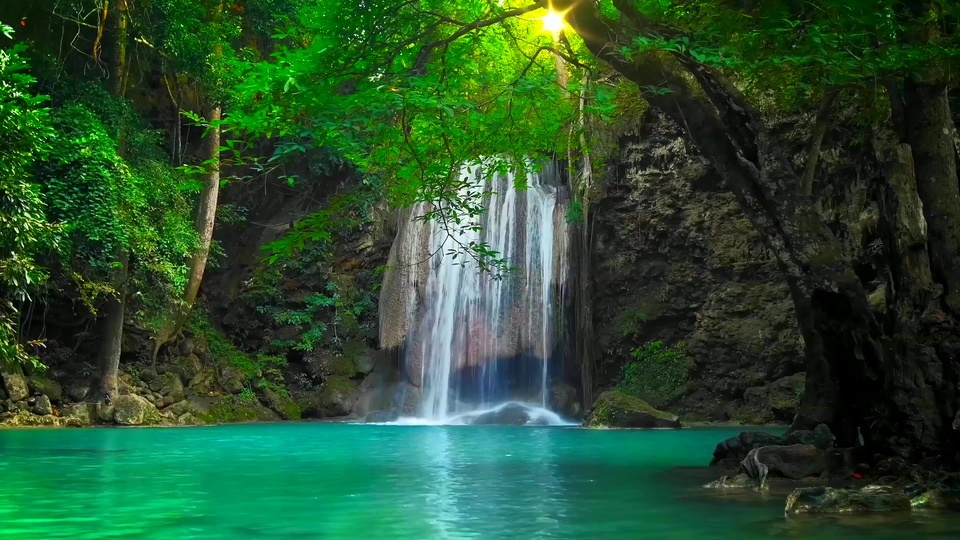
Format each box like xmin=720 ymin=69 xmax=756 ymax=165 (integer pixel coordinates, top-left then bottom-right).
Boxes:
xmin=469 ymin=403 xmax=541 ymax=426
xmin=703 ymin=473 xmax=756 ymax=489
xmin=33 ymin=395 xmax=54 ymax=416
xmin=741 ymin=444 xmax=826 ymax=482
xmin=585 ymin=390 xmax=681 ymax=429
xmin=113 ymin=394 xmax=159 ymax=426
xmin=784 ymin=486 xmax=911 ymax=515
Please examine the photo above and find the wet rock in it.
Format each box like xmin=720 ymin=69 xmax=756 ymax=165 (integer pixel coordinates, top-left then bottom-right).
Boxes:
xmin=2 ymin=372 xmax=29 ymax=402
xmin=97 ymin=403 xmax=115 ymax=423
xmin=113 ymin=394 xmax=158 ymax=425
xmin=28 ymin=376 xmax=63 ymax=402
xmin=741 ymin=444 xmax=825 ymax=485
xmin=704 ymin=473 xmax=756 ymax=489
xmin=710 ymin=424 xmax=833 ymax=468
xmin=550 ymin=381 xmax=580 ymax=418
xmin=33 ymin=395 xmax=54 ymax=415
xmin=353 ymin=378 xmax=421 ymax=418
xmin=67 ymin=381 xmax=91 ymax=402
xmin=585 ymin=390 xmax=681 ymax=428
xmin=785 ymin=486 xmax=910 ymax=515
xmin=469 ymin=403 xmax=539 ymax=426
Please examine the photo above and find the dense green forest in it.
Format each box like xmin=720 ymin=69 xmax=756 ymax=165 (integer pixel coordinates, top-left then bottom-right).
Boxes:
xmin=2 ymin=0 xmax=960 ymax=463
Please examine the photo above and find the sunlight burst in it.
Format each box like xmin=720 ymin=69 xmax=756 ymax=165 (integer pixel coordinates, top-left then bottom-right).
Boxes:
xmin=541 ymin=10 xmax=565 ymax=36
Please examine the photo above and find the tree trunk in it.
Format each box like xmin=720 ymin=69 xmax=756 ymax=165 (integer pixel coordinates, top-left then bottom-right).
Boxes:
xmin=96 ymin=251 xmax=128 ymax=400
xmin=904 ymin=81 xmax=960 ymax=314
xmin=152 ymin=106 xmax=222 ymax=357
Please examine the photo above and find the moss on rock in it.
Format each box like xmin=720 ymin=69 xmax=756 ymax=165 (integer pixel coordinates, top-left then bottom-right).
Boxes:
xmin=585 ymin=390 xmax=681 ymax=429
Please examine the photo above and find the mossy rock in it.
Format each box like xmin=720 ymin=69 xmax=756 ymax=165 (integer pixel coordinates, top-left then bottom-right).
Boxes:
xmin=28 ymin=376 xmax=63 ymax=402
xmin=585 ymin=390 xmax=681 ymax=429
xmin=194 ymin=396 xmax=280 ymax=424
xmin=261 ymin=387 xmax=302 ymax=421
xmin=318 ymin=376 xmax=360 ymax=417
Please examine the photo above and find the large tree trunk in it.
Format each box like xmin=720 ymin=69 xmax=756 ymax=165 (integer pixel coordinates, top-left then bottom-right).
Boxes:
xmin=904 ymin=81 xmax=960 ymax=314
xmin=152 ymin=105 xmax=222 ymax=358
xmin=559 ymin=0 xmax=960 ymax=460
xmin=96 ymin=251 xmax=128 ymax=400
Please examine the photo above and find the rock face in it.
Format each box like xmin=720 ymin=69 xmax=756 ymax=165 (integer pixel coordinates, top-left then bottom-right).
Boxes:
xmin=585 ymin=390 xmax=681 ymax=428
xmin=28 ymin=376 xmax=63 ymax=402
xmin=785 ymin=486 xmax=911 ymax=515
xmin=590 ymin=111 xmax=804 ymax=420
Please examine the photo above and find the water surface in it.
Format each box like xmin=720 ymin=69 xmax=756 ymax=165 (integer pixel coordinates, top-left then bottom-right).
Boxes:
xmin=0 ymin=424 xmax=957 ymax=539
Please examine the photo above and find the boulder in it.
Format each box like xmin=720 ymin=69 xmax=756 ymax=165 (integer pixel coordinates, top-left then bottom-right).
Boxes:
xmin=710 ymin=425 xmax=833 ymax=468
xmin=2 ymin=372 xmax=29 ymax=402
xmin=164 ymin=400 xmax=191 ymax=417
xmin=67 ymin=381 xmax=91 ymax=402
xmin=785 ymin=486 xmax=910 ymax=515
xmin=469 ymin=403 xmax=544 ymax=426
xmin=585 ymin=390 xmax=681 ymax=428
xmin=364 ymin=409 xmax=401 ymax=423
xmin=261 ymin=387 xmax=302 ymax=420
xmin=220 ymin=366 xmax=246 ymax=394
xmin=28 ymin=376 xmax=63 ymax=402
xmin=317 ymin=376 xmax=361 ymax=417
xmin=741 ymin=444 xmax=825 ymax=486
xmin=113 ymin=394 xmax=157 ymax=426
xmin=60 ymin=403 xmax=95 ymax=427
xmin=33 ymin=395 xmax=54 ymax=416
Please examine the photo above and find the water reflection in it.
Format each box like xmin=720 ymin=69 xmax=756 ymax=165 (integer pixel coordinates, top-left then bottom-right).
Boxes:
xmin=0 ymin=425 xmax=959 ymax=540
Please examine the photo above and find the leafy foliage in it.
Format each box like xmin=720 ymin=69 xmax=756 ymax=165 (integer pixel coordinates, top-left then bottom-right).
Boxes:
xmin=186 ymin=309 xmax=287 ymax=389
xmin=617 ymin=341 xmax=694 ymax=408
xmin=0 ymin=30 xmax=56 ymax=367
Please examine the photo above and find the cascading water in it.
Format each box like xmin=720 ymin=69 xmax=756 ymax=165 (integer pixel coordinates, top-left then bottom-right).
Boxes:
xmin=384 ymin=160 xmax=571 ymax=424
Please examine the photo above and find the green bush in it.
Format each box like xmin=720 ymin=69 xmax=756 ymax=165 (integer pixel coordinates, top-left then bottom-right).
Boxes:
xmin=616 ymin=341 xmax=694 ymax=408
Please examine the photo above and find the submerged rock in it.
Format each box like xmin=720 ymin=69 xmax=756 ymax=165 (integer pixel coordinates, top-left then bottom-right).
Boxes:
xmin=785 ymin=486 xmax=910 ymax=515
xmin=703 ymin=473 xmax=756 ymax=489
xmin=585 ymin=390 xmax=681 ymax=429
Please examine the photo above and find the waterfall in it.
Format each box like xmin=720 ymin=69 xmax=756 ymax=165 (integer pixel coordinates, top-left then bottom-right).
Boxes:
xmin=384 ymin=160 xmax=570 ymax=423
